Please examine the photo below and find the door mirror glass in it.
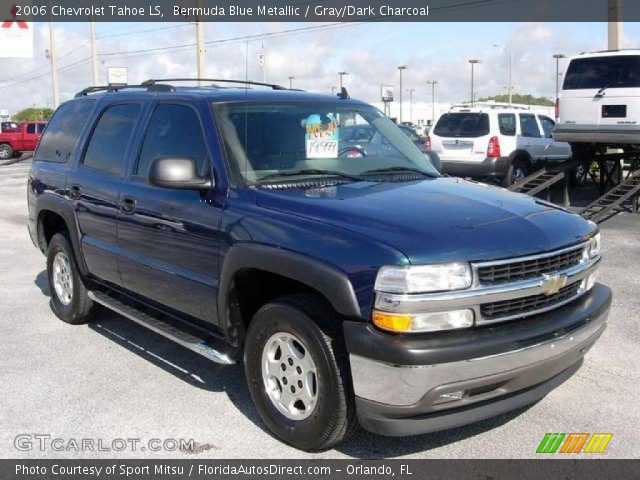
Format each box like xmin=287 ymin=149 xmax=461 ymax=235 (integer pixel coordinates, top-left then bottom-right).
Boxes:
xmin=148 ymin=157 xmax=213 ymax=190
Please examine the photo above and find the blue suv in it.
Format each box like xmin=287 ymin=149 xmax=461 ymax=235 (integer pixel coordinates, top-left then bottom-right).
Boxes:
xmin=27 ymin=80 xmax=611 ymax=451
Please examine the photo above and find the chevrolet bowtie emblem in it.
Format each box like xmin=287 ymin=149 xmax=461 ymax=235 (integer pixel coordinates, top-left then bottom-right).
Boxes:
xmin=541 ymin=274 xmax=568 ymax=295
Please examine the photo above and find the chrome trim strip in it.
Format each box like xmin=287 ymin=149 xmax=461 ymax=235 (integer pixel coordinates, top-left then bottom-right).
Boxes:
xmin=471 ymin=241 xmax=588 ymax=269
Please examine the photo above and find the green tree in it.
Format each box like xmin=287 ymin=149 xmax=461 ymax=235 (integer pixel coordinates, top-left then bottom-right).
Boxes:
xmin=13 ymin=107 xmax=54 ymax=122
xmin=476 ymin=94 xmax=554 ymax=106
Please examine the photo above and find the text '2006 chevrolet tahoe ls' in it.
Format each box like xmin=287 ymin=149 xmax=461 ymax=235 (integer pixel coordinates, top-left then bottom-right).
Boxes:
xmin=27 ymin=80 xmax=611 ymax=451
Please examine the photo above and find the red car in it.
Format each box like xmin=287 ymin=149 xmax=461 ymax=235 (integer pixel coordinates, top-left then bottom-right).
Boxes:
xmin=0 ymin=122 xmax=47 ymax=160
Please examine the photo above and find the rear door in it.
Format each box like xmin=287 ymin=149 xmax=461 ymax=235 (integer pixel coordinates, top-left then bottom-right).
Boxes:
xmin=23 ymin=123 xmax=44 ymax=150
xmin=430 ymin=112 xmax=490 ymax=163
xmin=518 ymin=113 xmax=545 ymax=159
xmin=538 ymin=115 xmax=571 ymax=160
xmin=67 ymin=102 xmax=143 ymax=286
xmin=117 ymin=102 xmax=223 ymax=325
xmin=560 ymin=55 xmax=640 ymax=129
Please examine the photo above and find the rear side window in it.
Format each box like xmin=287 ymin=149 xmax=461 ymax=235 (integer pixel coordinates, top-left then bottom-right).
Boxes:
xmin=498 ymin=113 xmax=516 ymax=136
xmin=34 ymin=100 xmax=95 ymax=163
xmin=539 ymin=116 xmax=555 ymax=139
xmin=563 ymin=55 xmax=640 ymax=90
xmin=26 ymin=124 xmax=36 ymax=134
xmin=83 ymin=103 xmax=140 ymax=174
xmin=433 ymin=113 xmax=490 ymax=138
xmin=135 ymin=104 xmax=209 ymax=178
xmin=519 ymin=114 xmax=541 ymax=138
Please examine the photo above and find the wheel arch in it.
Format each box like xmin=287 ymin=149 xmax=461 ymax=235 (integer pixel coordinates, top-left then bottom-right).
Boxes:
xmin=218 ymin=244 xmax=361 ymax=347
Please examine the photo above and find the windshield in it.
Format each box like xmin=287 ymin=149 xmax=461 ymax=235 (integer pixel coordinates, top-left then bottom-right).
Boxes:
xmin=433 ymin=113 xmax=490 ymax=138
xmin=563 ymin=55 xmax=640 ymax=90
xmin=212 ymin=101 xmax=439 ymax=184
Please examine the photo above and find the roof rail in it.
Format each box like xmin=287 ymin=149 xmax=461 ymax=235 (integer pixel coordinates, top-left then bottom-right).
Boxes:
xmin=74 ymin=84 xmax=174 ymax=98
xmin=450 ymin=102 xmax=531 ymax=111
xmin=141 ymin=78 xmax=288 ymax=90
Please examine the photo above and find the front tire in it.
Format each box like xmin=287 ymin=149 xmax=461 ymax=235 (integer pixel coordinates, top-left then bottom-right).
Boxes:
xmin=244 ymin=295 xmax=356 ymax=451
xmin=46 ymin=232 xmax=94 ymax=324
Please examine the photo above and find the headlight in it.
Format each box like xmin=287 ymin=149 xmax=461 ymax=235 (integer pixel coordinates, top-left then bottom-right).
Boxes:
xmin=374 ymin=263 xmax=472 ymax=294
xmin=373 ymin=309 xmax=474 ymax=333
xmin=587 ymin=233 xmax=601 ymax=259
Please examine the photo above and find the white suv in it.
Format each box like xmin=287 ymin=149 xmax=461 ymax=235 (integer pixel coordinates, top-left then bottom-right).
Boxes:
xmin=554 ymin=50 xmax=640 ymax=146
xmin=428 ymin=104 xmax=571 ymax=186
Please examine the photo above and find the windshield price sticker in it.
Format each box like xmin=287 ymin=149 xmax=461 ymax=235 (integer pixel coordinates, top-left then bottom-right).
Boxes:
xmin=305 ymin=113 xmax=339 ymax=158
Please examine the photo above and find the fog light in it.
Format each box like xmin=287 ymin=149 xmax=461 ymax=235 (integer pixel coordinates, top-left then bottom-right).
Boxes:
xmin=586 ymin=271 xmax=598 ymax=291
xmin=373 ymin=309 xmax=474 ymax=333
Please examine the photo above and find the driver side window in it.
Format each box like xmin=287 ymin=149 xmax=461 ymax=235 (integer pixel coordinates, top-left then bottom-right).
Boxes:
xmin=136 ymin=104 xmax=209 ymax=178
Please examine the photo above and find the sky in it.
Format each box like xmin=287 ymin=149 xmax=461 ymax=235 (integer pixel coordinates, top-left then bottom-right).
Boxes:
xmin=1 ymin=21 xmax=639 ymax=123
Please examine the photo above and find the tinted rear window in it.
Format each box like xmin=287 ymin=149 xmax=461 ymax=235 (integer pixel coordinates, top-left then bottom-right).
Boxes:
xmin=34 ymin=100 xmax=96 ymax=163
xmin=433 ymin=113 xmax=490 ymax=138
xmin=563 ymin=55 xmax=640 ymax=90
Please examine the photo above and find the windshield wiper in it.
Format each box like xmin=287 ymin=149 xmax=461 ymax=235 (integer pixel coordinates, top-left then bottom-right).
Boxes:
xmin=258 ymin=169 xmax=365 ymax=183
xmin=361 ymin=166 xmax=436 ymax=177
xmin=596 ymin=81 xmax=635 ymax=96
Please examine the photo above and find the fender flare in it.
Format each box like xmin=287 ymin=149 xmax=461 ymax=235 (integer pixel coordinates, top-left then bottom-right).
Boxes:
xmin=508 ymin=149 xmax=533 ymax=167
xmin=34 ymin=193 xmax=89 ymax=276
xmin=218 ymin=243 xmax=361 ymax=340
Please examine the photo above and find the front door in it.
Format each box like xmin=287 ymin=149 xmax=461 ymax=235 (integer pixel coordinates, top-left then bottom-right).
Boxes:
xmin=117 ymin=102 xmax=223 ymax=325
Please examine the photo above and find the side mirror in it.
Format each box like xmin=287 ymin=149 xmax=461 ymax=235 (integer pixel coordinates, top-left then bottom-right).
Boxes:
xmin=148 ymin=157 xmax=212 ymax=190
xmin=425 ymin=150 xmax=442 ymax=173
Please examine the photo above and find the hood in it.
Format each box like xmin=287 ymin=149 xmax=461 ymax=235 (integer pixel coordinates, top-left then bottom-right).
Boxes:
xmin=253 ymin=177 xmax=594 ymax=264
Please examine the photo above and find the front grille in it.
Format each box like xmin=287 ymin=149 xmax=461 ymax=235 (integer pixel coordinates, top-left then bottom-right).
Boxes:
xmin=477 ymin=247 xmax=584 ymax=285
xmin=480 ymin=282 xmax=582 ymax=320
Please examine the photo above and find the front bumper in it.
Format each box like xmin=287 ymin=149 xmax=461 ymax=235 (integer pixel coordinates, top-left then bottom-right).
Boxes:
xmin=344 ymin=283 xmax=611 ymax=436
xmin=440 ymin=156 xmax=511 ymax=178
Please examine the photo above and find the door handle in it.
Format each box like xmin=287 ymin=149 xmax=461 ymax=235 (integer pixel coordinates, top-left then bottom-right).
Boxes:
xmin=69 ymin=184 xmax=82 ymax=200
xmin=119 ymin=196 xmax=137 ymax=214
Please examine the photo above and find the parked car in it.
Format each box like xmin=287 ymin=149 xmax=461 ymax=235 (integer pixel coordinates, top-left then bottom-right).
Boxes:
xmin=0 ymin=121 xmax=46 ymax=160
xmin=554 ymin=50 xmax=640 ymax=185
xmin=398 ymin=124 xmax=428 ymax=152
xmin=28 ymin=81 xmax=609 ymax=451
xmin=428 ymin=105 xmax=572 ymax=186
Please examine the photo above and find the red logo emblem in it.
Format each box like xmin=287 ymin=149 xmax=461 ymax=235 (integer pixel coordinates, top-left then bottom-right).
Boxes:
xmin=2 ymin=5 xmax=29 ymax=29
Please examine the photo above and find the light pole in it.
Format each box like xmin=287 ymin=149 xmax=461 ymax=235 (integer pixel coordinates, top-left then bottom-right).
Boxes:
xmin=553 ymin=53 xmax=566 ymax=99
xmin=398 ymin=65 xmax=407 ymax=123
xmin=406 ymin=88 xmax=415 ymax=124
xmin=288 ymin=76 xmax=295 ymax=89
xmin=327 ymin=86 xmax=337 ymax=94
xmin=426 ymin=80 xmax=438 ymax=125
xmin=338 ymin=71 xmax=349 ymax=89
xmin=468 ymin=59 xmax=480 ymax=106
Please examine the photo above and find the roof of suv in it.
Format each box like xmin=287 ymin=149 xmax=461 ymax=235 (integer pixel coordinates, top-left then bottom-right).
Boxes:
xmin=72 ymin=85 xmax=369 ymax=106
xmin=572 ymin=49 xmax=640 ymax=59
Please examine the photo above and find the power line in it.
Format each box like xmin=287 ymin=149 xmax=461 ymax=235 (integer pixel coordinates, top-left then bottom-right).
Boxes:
xmin=97 ymin=23 xmax=192 ymax=40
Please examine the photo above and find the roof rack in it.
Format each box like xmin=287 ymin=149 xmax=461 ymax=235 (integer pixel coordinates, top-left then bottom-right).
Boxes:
xmin=141 ymin=78 xmax=288 ymax=90
xmin=74 ymin=83 xmax=174 ymax=98
xmin=450 ymin=102 xmax=531 ymax=111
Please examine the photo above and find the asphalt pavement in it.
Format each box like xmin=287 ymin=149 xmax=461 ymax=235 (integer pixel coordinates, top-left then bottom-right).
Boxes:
xmin=1 ymin=158 xmax=638 ymax=459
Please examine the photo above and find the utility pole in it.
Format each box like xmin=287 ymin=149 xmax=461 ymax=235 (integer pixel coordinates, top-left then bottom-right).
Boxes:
xmin=398 ymin=65 xmax=407 ymax=123
xmin=427 ymin=80 xmax=438 ymax=125
xmin=553 ymin=53 xmax=566 ymax=99
xmin=508 ymin=50 xmax=513 ymax=105
xmin=608 ymin=0 xmax=623 ymax=50
xmin=338 ymin=71 xmax=348 ymax=90
xmin=288 ymin=76 xmax=295 ymax=89
xmin=406 ymin=88 xmax=415 ymax=124
xmin=469 ymin=59 xmax=480 ymax=106
xmin=90 ymin=18 xmax=99 ymax=86
xmin=48 ymin=21 xmax=59 ymax=109
xmin=196 ymin=20 xmax=205 ymax=85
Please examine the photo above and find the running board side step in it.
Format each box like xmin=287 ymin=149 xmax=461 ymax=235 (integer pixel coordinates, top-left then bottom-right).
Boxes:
xmin=88 ymin=291 xmax=236 ymax=365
